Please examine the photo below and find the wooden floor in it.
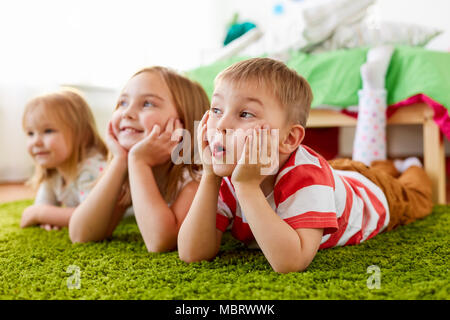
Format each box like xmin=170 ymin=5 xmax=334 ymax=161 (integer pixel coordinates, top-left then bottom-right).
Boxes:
xmin=1 ymin=178 xmax=450 ymax=205
xmin=0 ymin=183 xmax=35 ymax=204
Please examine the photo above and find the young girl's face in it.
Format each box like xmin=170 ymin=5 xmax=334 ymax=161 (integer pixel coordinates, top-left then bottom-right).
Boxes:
xmin=24 ymin=108 xmax=73 ymax=169
xmin=111 ymin=71 xmax=179 ymax=150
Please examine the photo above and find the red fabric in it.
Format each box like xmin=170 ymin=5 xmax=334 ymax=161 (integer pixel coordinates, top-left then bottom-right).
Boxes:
xmin=341 ymin=93 xmax=450 ymax=140
xmin=303 ymin=127 xmax=339 ymax=160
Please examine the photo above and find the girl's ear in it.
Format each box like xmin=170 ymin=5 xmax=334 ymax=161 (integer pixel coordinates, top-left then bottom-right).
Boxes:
xmin=279 ymin=124 xmax=305 ymax=155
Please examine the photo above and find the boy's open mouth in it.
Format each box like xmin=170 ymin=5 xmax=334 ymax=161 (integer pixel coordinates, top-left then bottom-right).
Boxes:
xmin=212 ymin=142 xmax=226 ymax=158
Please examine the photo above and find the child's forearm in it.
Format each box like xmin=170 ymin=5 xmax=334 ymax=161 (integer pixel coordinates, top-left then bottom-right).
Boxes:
xmin=128 ymin=157 xmax=179 ymax=252
xmin=178 ymin=174 xmax=222 ymax=263
xmin=68 ymin=157 xmax=127 ymax=243
xmin=234 ymin=184 xmax=310 ymax=273
xmin=35 ymin=205 xmax=74 ymax=227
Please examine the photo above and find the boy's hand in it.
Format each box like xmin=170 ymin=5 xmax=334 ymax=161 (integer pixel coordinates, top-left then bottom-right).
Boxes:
xmin=231 ymin=125 xmax=278 ymax=187
xmin=106 ymin=121 xmax=128 ymax=161
xmin=197 ymin=111 xmax=215 ymax=176
xmin=129 ymin=118 xmax=183 ymax=167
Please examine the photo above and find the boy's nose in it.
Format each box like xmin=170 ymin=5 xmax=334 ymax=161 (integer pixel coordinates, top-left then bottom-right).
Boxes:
xmin=216 ymin=114 xmax=234 ymax=133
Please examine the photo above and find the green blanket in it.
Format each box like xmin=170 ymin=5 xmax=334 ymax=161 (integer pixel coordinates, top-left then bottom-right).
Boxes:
xmin=186 ymin=46 xmax=450 ymax=110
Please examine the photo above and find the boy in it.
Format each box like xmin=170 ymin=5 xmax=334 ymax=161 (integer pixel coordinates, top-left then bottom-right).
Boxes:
xmin=177 ymin=58 xmax=433 ymax=273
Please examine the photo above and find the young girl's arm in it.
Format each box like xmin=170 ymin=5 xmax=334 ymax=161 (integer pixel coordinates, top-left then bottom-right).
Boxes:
xmin=69 ymin=122 xmax=128 ymax=243
xmin=21 ymin=181 xmax=73 ymax=229
xmin=128 ymin=155 xmax=199 ymax=252
xmin=21 ymin=205 xmax=74 ymax=229
xmin=69 ymin=157 xmax=127 ymax=242
xmin=128 ymin=118 xmax=197 ymax=252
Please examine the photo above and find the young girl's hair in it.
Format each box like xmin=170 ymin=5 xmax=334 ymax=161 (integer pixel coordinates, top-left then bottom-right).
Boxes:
xmin=116 ymin=66 xmax=210 ymax=205
xmin=22 ymin=88 xmax=108 ymax=189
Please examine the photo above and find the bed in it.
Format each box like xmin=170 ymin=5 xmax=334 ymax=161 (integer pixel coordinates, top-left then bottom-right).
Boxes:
xmin=187 ymin=45 xmax=450 ymax=204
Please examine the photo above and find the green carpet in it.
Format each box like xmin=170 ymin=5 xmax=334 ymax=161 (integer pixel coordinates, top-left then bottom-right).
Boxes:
xmin=0 ymin=200 xmax=449 ymax=300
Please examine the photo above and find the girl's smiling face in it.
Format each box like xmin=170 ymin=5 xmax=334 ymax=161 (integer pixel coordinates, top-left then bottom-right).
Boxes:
xmin=24 ymin=107 xmax=73 ymax=169
xmin=111 ymin=71 xmax=179 ymax=150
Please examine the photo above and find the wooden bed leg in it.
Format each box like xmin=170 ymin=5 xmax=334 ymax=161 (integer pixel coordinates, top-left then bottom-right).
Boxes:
xmin=423 ymin=111 xmax=446 ymax=204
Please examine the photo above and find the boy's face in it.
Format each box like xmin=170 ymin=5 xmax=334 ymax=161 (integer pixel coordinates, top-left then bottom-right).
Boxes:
xmin=207 ymin=79 xmax=288 ymax=177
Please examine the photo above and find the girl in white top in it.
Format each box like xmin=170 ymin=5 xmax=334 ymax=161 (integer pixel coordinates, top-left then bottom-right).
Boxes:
xmin=20 ymin=89 xmax=108 ymax=231
xmin=69 ymin=66 xmax=209 ymax=252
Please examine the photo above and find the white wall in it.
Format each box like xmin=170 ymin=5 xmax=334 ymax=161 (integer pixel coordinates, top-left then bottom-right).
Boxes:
xmin=0 ymin=0 xmax=226 ymax=182
xmin=377 ymin=0 xmax=450 ymax=31
xmin=1 ymin=0 xmax=449 ymax=182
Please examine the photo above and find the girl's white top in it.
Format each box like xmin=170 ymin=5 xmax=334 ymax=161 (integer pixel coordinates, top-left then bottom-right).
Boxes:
xmin=34 ymin=151 xmax=107 ymax=207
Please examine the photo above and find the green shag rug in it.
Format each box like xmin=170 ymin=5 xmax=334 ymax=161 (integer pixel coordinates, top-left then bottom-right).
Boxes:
xmin=0 ymin=200 xmax=449 ymax=300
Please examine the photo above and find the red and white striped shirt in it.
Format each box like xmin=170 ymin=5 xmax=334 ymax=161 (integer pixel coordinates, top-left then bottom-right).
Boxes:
xmin=216 ymin=145 xmax=390 ymax=249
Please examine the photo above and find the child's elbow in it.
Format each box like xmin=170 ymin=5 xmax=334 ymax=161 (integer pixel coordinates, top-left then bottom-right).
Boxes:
xmin=69 ymin=228 xmax=90 ymax=244
xmin=145 ymin=241 xmax=175 ymax=254
xmin=178 ymin=252 xmax=199 ymax=264
xmin=68 ymin=225 xmax=104 ymax=244
xmin=178 ymin=249 xmax=211 ymax=264
xmin=272 ymin=261 xmax=310 ymax=274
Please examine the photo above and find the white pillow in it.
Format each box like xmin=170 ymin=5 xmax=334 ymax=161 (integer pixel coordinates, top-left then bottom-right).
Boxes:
xmin=309 ymin=19 xmax=442 ymax=53
xmin=425 ymin=30 xmax=450 ymax=52
xmin=301 ymin=0 xmax=375 ymax=46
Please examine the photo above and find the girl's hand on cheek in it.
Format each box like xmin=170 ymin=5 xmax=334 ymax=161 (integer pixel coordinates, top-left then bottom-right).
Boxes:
xmin=129 ymin=118 xmax=183 ymax=167
xmin=106 ymin=121 xmax=128 ymax=161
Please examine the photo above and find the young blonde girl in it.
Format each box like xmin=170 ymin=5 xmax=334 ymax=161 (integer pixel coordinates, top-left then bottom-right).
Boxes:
xmin=20 ymin=89 xmax=108 ymax=230
xmin=69 ymin=66 xmax=210 ymax=252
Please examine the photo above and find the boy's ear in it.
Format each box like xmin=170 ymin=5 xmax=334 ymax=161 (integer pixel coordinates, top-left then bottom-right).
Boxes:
xmin=279 ymin=124 xmax=305 ymax=154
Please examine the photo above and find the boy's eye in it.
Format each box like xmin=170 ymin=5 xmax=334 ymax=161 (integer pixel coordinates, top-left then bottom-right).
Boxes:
xmin=44 ymin=128 xmax=55 ymax=134
xmin=27 ymin=131 xmax=34 ymax=137
xmin=211 ymin=107 xmax=222 ymax=115
xmin=240 ymin=111 xmax=255 ymax=118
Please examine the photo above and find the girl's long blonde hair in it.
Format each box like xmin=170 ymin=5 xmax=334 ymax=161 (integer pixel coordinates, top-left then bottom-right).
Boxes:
xmin=116 ymin=66 xmax=210 ymax=206
xmin=23 ymin=88 xmax=108 ymax=189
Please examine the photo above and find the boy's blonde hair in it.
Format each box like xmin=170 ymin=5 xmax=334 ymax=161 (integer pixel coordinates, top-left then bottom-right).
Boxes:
xmin=214 ymin=57 xmax=313 ymax=127
xmin=116 ymin=66 xmax=210 ymax=206
xmin=22 ymin=89 xmax=108 ymax=189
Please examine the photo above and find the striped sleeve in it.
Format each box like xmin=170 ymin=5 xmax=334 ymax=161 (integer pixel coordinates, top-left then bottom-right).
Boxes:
xmin=274 ymin=146 xmax=339 ymax=234
xmin=277 ymin=184 xmax=339 ymax=234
